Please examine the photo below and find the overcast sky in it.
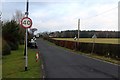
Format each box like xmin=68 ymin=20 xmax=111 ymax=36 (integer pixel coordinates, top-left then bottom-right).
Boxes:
xmin=1 ymin=0 xmax=119 ymax=33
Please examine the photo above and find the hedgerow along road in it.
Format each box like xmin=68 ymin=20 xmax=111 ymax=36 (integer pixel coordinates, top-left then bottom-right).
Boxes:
xmin=37 ymin=38 xmax=119 ymax=78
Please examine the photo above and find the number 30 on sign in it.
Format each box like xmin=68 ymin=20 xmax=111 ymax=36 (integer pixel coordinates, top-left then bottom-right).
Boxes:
xmin=21 ymin=17 xmax=32 ymax=28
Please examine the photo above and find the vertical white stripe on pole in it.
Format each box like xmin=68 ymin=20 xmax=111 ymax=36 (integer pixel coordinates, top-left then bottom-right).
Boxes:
xmin=25 ymin=28 xmax=28 ymax=71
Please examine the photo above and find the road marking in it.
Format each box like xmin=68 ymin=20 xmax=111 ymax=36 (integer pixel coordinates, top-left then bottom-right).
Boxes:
xmin=41 ymin=63 xmax=46 ymax=78
xmin=43 ymin=76 xmax=45 ymax=78
xmin=41 ymin=64 xmax=44 ymax=70
xmin=38 ymin=51 xmax=46 ymax=78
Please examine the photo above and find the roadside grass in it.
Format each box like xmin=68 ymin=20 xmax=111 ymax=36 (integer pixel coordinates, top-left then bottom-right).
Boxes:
xmin=71 ymin=50 xmax=118 ymax=65
xmin=2 ymin=45 xmax=42 ymax=78
xmin=53 ymin=38 xmax=119 ymax=44
xmin=46 ymin=39 xmax=119 ymax=65
xmin=0 ymin=37 xmax=2 ymax=79
xmin=88 ymin=53 xmax=119 ymax=65
xmin=0 ymin=62 xmax=1 ymax=74
xmin=74 ymin=51 xmax=119 ymax=65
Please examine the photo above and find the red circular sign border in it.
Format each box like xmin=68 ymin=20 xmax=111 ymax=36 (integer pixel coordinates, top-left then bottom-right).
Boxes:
xmin=21 ymin=17 xmax=32 ymax=28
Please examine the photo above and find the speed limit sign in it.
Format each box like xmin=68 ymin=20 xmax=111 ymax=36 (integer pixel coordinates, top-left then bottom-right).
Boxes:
xmin=21 ymin=17 xmax=32 ymax=28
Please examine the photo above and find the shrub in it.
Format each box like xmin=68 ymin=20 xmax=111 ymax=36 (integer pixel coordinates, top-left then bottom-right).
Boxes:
xmin=8 ymin=41 xmax=19 ymax=50
xmin=2 ymin=39 xmax=11 ymax=55
xmin=2 ymin=20 xmax=23 ymax=50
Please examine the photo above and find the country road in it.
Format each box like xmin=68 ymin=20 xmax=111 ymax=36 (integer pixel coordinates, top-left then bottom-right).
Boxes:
xmin=37 ymin=38 xmax=119 ymax=79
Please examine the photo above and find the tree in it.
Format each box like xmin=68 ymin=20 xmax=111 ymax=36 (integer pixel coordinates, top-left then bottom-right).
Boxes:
xmin=2 ymin=39 xmax=11 ymax=55
xmin=2 ymin=20 xmax=20 ymax=50
xmin=2 ymin=10 xmax=25 ymax=55
xmin=12 ymin=10 xmax=25 ymax=44
xmin=12 ymin=10 xmax=24 ymax=24
xmin=0 ymin=11 xmax=2 ymax=33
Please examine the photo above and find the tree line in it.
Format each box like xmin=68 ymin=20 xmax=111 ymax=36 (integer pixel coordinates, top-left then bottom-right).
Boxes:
xmin=2 ymin=10 xmax=29 ymax=55
xmin=48 ymin=30 xmax=120 ymax=38
xmin=2 ymin=20 xmax=26 ymax=55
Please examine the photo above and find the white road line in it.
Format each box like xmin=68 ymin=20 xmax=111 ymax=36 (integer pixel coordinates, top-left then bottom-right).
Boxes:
xmin=43 ymin=76 xmax=45 ymax=78
xmin=41 ymin=64 xmax=46 ymax=78
xmin=41 ymin=64 xmax=44 ymax=70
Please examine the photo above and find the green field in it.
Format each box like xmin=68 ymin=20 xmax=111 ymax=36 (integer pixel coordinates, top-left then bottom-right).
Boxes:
xmin=53 ymin=38 xmax=119 ymax=44
xmin=2 ymin=45 xmax=42 ymax=78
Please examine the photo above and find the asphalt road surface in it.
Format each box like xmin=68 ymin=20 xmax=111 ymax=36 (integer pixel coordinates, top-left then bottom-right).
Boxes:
xmin=37 ymin=38 xmax=119 ymax=79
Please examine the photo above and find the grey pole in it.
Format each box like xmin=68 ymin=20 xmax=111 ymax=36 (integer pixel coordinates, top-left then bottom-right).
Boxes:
xmin=25 ymin=29 xmax=28 ymax=71
xmin=78 ymin=19 xmax=80 ymax=41
xmin=0 ymin=12 xmax=2 ymax=27
xmin=25 ymin=0 xmax=29 ymax=71
xmin=77 ymin=19 xmax=80 ymax=50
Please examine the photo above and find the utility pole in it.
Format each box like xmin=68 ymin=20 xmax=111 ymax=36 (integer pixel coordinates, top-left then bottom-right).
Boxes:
xmin=0 ymin=11 xmax=1 ymax=21
xmin=0 ymin=11 xmax=1 ymax=34
xmin=0 ymin=11 xmax=2 ymax=25
xmin=77 ymin=19 xmax=80 ymax=50
xmin=78 ymin=19 xmax=80 ymax=41
xmin=25 ymin=0 xmax=29 ymax=71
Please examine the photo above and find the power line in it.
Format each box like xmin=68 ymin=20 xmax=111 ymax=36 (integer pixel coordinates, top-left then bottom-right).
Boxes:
xmin=82 ymin=6 xmax=118 ymax=20
xmin=79 ymin=6 xmax=118 ymax=31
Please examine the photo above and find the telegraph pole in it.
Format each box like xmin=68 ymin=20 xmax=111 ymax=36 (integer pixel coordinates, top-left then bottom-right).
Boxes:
xmin=77 ymin=19 xmax=80 ymax=50
xmin=78 ymin=19 xmax=80 ymax=41
xmin=0 ymin=11 xmax=2 ymax=26
xmin=25 ymin=0 xmax=29 ymax=71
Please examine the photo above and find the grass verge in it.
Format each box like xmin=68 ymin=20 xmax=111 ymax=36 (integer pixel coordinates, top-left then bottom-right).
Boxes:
xmin=0 ymin=30 xmax=1 ymax=79
xmin=88 ymin=53 xmax=119 ymax=65
xmin=0 ymin=57 xmax=1 ymax=79
xmin=2 ymin=45 xmax=42 ymax=79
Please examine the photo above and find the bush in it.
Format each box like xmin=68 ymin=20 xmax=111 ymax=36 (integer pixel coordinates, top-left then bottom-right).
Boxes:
xmin=2 ymin=20 xmax=22 ymax=50
xmin=2 ymin=39 xmax=11 ymax=55
xmin=8 ymin=41 xmax=19 ymax=50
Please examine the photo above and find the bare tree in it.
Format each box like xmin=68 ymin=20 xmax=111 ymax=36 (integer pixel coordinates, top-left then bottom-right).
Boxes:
xmin=12 ymin=10 xmax=24 ymax=24
xmin=12 ymin=10 xmax=25 ymax=44
xmin=0 ymin=11 xmax=1 ymax=20
xmin=0 ymin=11 xmax=2 ymax=31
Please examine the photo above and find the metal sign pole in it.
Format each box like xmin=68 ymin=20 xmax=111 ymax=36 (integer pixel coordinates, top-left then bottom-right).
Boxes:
xmin=25 ymin=28 xmax=28 ymax=71
xmin=25 ymin=0 xmax=29 ymax=71
xmin=21 ymin=0 xmax=32 ymax=71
